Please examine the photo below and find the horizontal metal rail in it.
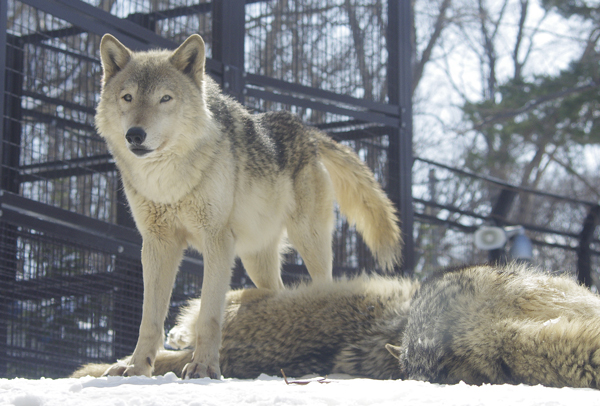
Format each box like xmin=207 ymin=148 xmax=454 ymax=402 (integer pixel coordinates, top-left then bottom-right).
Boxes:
xmin=416 ymin=156 xmax=598 ymax=207
xmin=0 ymin=191 xmax=141 ymax=258
xmin=18 ymin=0 xmax=223 ymax=73
xmin=18 ymin=155 xmax=115 ymax=182
xmin=245 ymin=73 xmax=399 ymax=116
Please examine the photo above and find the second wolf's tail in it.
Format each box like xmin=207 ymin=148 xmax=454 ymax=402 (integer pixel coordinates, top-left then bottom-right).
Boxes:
xmin=316 ymin=132 xmax=402 ymax=271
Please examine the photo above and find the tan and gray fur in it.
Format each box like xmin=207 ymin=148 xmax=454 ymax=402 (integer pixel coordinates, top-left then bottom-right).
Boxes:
xmin=398 ymin=264 xmax=600 ymax=388
xmin=73 ymin=275 xmax=417 ymax=380
xmin=74 ymin=264 xmax=600 ymax=389
xmin=95 ymin=34 xmax=401 ymax=379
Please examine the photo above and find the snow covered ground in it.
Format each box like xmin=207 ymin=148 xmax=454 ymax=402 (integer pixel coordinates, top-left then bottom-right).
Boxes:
xmin=2 ymin=373 xmax=600 ymax=406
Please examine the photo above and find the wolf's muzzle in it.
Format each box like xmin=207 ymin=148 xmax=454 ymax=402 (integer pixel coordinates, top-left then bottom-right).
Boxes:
xmin=126 ymin=127 xmax=147 ymax=146
xmin=126 ymin=127 xmax=151 ymax=156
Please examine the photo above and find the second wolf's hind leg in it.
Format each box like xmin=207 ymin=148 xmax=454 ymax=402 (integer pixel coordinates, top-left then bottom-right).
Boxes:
xmin=240 ymin=238 xmax=285 ymax=290
xmin=286 ymin=163 xmax=334 ymax=283
xmin=498 ymin=317 xmax=600 ymax=389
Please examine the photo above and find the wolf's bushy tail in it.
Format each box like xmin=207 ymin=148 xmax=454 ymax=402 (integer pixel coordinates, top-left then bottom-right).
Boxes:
xmin=316 ymin=133 xmax=402 ymax=271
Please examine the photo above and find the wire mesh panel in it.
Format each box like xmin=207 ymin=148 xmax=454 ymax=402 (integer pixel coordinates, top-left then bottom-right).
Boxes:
xmin=7 ymin=2 xmax=114 ymax=220
xmin=98 ymin=0 xmax=213 ymax=46
xmin=245 ymin=0 xmax=388 ymax=101
xmin=0 ymin=219 xmax=144 ymax=378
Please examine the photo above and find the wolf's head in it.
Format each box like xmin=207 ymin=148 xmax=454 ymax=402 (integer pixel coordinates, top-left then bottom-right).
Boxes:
xmin=96 ymin=34 xmax=212 ymax=160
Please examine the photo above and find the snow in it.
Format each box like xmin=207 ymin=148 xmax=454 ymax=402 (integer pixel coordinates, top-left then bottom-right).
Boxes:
xmin=2 ymin=373 xmax=599 ymax=406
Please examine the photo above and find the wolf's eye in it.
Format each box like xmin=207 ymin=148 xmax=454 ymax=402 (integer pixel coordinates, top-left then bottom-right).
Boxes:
xmin=122 ymin=94 xmax=132 ymax=102
xmin=160 ymin=95 xmax=172 ymax=103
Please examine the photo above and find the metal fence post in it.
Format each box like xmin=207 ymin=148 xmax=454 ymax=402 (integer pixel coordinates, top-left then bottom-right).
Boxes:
xmin=0 ymin=3 xmax=23 ymax=376
xmin=212 ymin=0 xmax=246 ymax=286
xmin=1 ymin=37 xmax=22 ymax=193
xmin=387 ymin=0 xmax=415 ymax=275
xmin=488 ymin=188 xmax=518 ymax=263
xmin=0 ymin=0 xmax=6 ymax=156
xmin=0 ymin=0 xmax=8 ymax=374
xmin=212 ymin=0 xmax=245 ymax=102
xmin=577 ymin=205 xmax=600 ymax=287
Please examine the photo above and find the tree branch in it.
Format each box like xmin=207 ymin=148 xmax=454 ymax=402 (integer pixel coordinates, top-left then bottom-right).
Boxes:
xmin=413 ymin=0 xmax=452 ymax=94
xmin=549 ymin=154 xmax=600 ymax=200
xmin=472 ymin=81 xmax=599 ymax=130
xmin=512 ymin=0 xmax=528 ymax=80
xmin=344 ymin=0 xmax=373 ymax=99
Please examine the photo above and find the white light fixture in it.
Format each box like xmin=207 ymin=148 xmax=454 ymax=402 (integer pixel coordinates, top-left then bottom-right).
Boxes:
xmin=474 ymin=226 xmax=507 ymax=250
xmin=474 ymin=225 xmax=533 ymax=262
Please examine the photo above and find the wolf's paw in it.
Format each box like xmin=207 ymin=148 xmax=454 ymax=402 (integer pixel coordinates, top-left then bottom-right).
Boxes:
xmin=123 ymin=363 xmax=153 ymax=377
xmin=166 ymin=325 xmax=193 ymax=350
xmin=182 ymin=361 xmax=221 ymax=380
xmin=102 ymin=360 xmax=128 ymax=376
xmin=102 ymin=359 xmax=152 ymax=377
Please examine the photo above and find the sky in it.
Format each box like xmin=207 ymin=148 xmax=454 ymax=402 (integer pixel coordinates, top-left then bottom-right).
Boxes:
xmin=413 ymin=0 xmax=594 ymax=163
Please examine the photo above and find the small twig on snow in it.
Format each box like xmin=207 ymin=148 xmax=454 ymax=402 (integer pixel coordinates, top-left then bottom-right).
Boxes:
xmin=280 ymin=369 xmax=331 ymax=385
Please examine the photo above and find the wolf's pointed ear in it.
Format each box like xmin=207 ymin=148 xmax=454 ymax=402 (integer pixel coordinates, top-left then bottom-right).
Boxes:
xmin=99 ymin=34 xmax=132 ymax=84
xmin=385 ymin=343 xmax=403 ymax=360
xmin=169 ymin=34 xmax=206 ymax=86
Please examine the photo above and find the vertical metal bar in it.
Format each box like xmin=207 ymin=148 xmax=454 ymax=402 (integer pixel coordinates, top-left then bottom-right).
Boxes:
xmin=577 ymin=205 xmax=600 ymax=288
xmin=488 ymin=188 xmax=518 ymax=263
xmin=212 ymin=0 xmax=246 ymax=286
xmin=387 ymin=0 xmax=415 ymax=275
xmin=0 ymin=1 xmax=16 ymax=377
xmin=2 ymin=34 xmax=23 ymax=194
xmin=212 ymin=0 xmax=246 ymax=101
xmin=0 ymin=0 xmax=8 ymax=190
xmin=126 ymin=12 xmax=157 ymax=32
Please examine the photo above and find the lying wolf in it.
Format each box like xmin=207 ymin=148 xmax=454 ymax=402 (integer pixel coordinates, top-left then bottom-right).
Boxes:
xmin=73 ymin=264 xmax=600 ymax=389
xmin=96 ymin=33 xmax=401 ymax=379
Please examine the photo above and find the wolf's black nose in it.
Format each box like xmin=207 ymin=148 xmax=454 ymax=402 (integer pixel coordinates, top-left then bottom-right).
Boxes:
xmin=126 ymin=127 xmax=146 ymax=146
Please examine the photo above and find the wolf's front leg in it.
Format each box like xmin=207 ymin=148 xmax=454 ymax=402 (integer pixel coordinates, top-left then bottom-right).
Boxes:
xmin=182 ymin=230 xmax=235 ymax=379
xmin=105 ymin=237 xmax=184 ymax=377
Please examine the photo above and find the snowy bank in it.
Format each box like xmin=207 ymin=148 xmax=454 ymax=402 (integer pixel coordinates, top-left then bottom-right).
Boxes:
xmin=1 ymin=373 xmax=600 ymax=406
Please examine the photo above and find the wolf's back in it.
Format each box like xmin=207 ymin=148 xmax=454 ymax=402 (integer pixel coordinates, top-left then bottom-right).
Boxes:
xmin=316 ymin=133 xmax=402 ymax=271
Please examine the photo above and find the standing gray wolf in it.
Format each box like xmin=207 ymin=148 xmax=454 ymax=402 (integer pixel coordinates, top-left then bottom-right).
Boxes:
xmin=73 ymin=264 xmax=600 ymax=389
xmin=95 ymin=34 xmax=401 ymax=379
